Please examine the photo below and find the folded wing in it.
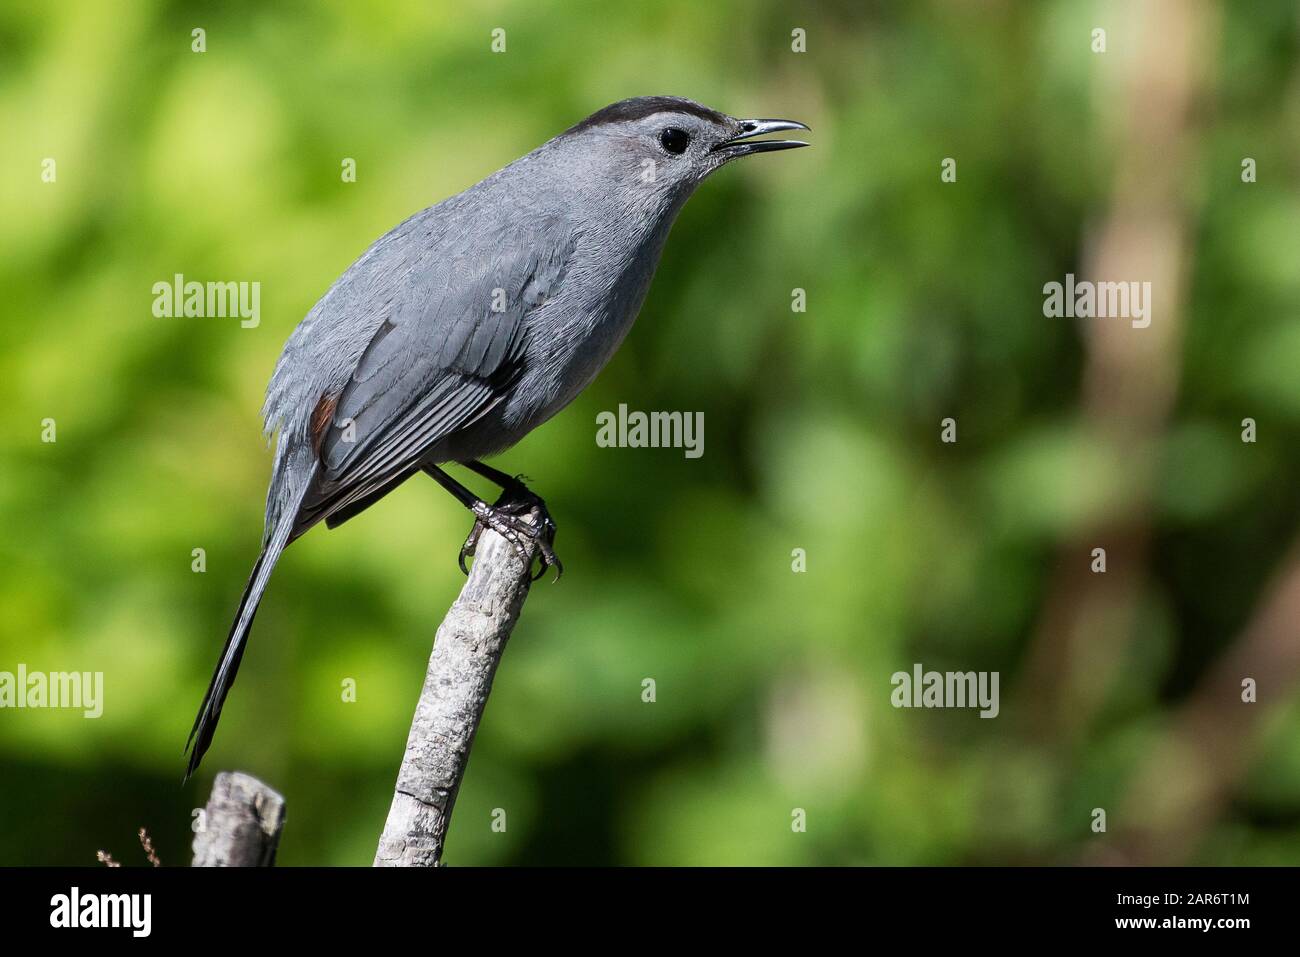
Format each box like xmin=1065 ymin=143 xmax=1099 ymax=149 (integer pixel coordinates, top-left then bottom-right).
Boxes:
xmin=297 ymin=214 xmax=575 ymax=531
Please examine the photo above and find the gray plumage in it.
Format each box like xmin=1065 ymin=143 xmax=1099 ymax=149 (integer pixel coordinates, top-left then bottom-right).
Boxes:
xmin=186 ymin=95 xmax=808 ymax=778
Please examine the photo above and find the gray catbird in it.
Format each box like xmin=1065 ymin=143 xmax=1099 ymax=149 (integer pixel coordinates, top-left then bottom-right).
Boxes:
xmin=185 ymin=95 xmax=808 ymax=778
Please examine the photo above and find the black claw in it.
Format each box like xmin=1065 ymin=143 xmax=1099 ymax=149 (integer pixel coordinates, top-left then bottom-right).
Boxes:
xmin=542 ymin=551 xmax=563 ymax=582
xmin=459 ymin=490 xmax=562 ymax=580
xmin=458 ymin=520 xmax=485 ymax=575
xmin=528 ymin=545 xmax=561 ymax=582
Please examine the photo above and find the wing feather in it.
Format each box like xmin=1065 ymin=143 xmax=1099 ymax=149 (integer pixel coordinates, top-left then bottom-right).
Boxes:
xmin=301 ymin=214 xmax=574 ymax=528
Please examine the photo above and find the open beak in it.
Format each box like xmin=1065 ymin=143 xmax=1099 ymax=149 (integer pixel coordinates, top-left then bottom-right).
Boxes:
xmin=711 ymin=118 xmax=811 ymax=158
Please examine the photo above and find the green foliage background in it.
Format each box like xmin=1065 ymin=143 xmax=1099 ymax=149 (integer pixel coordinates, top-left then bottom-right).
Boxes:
xmin=1 ymin=0 xmax=1298 ymax=866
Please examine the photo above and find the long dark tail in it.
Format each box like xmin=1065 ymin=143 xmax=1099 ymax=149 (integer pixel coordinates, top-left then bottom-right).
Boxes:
xmin=184 ymin=509 xmax=298 ymax=781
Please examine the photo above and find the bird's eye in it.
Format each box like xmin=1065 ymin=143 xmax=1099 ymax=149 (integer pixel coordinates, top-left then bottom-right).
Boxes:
xmin=659 ymin=127 xmax=689 ymax=154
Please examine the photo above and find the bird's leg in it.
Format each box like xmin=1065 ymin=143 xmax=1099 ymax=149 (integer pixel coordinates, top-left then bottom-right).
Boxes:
xmin=422 ymin=464 xmax=561 ymax=581
xmin=461 ymin=461 xmax=561 ymax=579
xmin=460 ymin=460 xmax=530 ymax=495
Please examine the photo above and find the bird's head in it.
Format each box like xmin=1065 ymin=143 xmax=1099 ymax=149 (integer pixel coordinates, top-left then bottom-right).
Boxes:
xmin=554 ymin=95 xmax=809 ymax=213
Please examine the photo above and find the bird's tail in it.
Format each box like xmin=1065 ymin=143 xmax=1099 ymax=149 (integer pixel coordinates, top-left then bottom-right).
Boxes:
xmin=184 ymin=505 xmax=299 ymax=782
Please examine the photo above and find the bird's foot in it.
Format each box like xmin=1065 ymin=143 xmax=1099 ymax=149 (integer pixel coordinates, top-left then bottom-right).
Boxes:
xmin=459 ymin=487 xmax=561 ymax=582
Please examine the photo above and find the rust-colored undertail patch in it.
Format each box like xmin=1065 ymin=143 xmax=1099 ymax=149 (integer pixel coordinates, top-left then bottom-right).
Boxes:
xmin=310 ymin=391 xmax=340 ymax=455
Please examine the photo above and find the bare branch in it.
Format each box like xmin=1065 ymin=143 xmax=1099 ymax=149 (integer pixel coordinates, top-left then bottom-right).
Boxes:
xmin=192 ymin=771 xmax=286 ymax=867
xmin=374 ymin=511 xmax=542 ymax=867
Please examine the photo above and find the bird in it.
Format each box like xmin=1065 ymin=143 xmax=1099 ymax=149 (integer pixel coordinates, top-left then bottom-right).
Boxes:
xmin=185 ymin=95 xmax=809 ymax=779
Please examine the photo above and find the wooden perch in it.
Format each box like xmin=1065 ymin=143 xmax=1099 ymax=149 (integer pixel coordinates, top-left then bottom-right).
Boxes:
xmin=192 ymin=771 xmax=286 ymax=866
xmin=374 ymin=508 xmax=543 ymax=866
